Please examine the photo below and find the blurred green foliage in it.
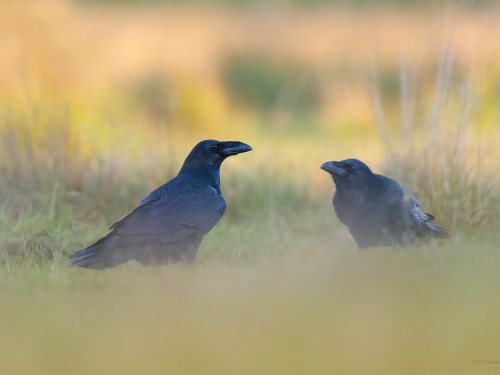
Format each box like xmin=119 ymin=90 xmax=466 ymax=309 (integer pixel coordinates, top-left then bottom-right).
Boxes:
xmin=132 ymin=72 xmax=175 ymax=123
xmin=221 ymin=57 xmax=319 ymax=113
xmin=377 ymin=68 xmax=401 ymax=102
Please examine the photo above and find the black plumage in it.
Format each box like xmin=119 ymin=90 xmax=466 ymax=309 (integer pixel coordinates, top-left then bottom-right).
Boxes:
xmin=69 ymin=139 xmax=252 ymax=269
xmin=321 ymin=158 xmax=450 ymax=249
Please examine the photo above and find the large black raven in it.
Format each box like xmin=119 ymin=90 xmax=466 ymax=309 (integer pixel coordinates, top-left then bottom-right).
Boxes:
xmin=321 ymin=158 xmax=450 ymax=249
xmin=69 ymin=139 xmax=252 ymax=269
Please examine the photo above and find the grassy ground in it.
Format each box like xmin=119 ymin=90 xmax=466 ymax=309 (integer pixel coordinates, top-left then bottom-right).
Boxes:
xmin=1 ymin=1 xmax=500 ymax=374
xmin=1 ymin=239 xmax=500 ymax=374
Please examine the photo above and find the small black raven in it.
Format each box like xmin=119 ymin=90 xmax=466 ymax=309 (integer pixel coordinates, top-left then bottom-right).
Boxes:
xmin=69 ymin=139 xmax=252 ymax=269
xmin=321 ymin=158 xmax=450 ymax=249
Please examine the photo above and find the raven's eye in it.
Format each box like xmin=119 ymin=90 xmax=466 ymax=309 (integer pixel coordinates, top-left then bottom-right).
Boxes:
xmin=350 ymin=166 xmax=356 ymax=172
xmin=210 ymin=145 xmax=218 ymax=151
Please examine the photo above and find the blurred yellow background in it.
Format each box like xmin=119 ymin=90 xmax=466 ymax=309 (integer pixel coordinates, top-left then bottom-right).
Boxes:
xmin=1 ymin=1 xmax=500 ymax=374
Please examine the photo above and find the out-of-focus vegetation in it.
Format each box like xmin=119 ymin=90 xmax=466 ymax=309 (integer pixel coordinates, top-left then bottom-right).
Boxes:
xmin=1 ymin=0 xmax=500 ymax=373
xmin=222 ymin=57 xmax=320 ymax=113
xmin=74 ymin=0 xmax=497 ymax=6
xmin=2 ymin=242 xmax=500 ymax=375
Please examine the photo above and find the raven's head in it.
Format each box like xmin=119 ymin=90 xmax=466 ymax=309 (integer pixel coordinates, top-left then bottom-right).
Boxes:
xmin=183 ymin=139 xmax=252 ymax=169
xmin=320 ymin=158 xmax=374 ymax=187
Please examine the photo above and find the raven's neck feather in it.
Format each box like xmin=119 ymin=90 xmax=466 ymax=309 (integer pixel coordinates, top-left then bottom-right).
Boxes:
xmin=178 ymin=163 xmax=222 ymax=194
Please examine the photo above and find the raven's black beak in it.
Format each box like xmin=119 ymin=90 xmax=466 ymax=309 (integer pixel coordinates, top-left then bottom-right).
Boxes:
xmin=220 ymin=141 xmax=253 ymax=156
xmin=320 ymin=161 xmax=348 ymax=177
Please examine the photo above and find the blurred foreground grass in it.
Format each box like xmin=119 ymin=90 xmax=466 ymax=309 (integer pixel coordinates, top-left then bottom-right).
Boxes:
xmin=1 ymin=238 xmax=500 ymax=375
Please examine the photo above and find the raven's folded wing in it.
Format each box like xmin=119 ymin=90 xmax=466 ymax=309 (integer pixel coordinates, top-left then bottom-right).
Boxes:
xmin=109 ymin=186 xmax=226 ymax=243
xmin=385 ymin=184 xmax=449 ymax=239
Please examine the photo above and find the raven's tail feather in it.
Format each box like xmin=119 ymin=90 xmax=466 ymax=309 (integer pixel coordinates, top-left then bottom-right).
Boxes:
xmin=424 ymin=221 xmax=451 ymax=239
xmin=68 ymin=233 xmax=203 ymax=269
xmin=68 ymin=233 xmax=135 ymax=270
